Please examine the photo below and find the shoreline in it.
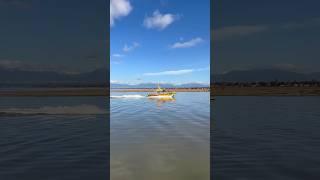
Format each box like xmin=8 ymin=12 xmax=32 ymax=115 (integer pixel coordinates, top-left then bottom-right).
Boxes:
xmin=0 ymin=87 xmax=320 ymax=96
xmin=111 ymin=88 xmax=210 ymax=92
xmin=212 ymin=86 xmax=320 ymax=96
xmin=0 ymin=88 xmax=109 ymax=97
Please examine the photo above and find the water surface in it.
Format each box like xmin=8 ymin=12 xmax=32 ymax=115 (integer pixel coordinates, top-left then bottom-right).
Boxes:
xmin=213 ymin=96 xmax=320 ymax=179
xmin=111 ymin=92 xmax=210 ymax=180
xmin=0 ymin=97 xmax=109 ymax=180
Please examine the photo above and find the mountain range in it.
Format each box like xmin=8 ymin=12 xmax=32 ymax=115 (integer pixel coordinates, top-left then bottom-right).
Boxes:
xmin=1 ymin=67 xmax=320 ymax=88
xmin=213 ymin=69 xmax=320 ymax=82
xmin=0 ymin=67 xmax=107 ymax=86
xmin=110 ymin=82 xmax=209 ymax=89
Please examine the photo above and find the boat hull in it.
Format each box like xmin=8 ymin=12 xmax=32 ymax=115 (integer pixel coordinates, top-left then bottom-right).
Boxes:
xmin=147 ymin=94 xmax=175 ymax=99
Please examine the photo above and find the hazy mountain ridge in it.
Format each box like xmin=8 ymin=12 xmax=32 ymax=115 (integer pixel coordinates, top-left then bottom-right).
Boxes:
xmin=111 ymin=83 xmax=209 ymax=89
xmin=213 ymin=69 xmax=320 ymax=82
xmin=1 ymin=68 xmax=320 ymax=87
xmin=0 ymin=67 xmax=107 ymax=84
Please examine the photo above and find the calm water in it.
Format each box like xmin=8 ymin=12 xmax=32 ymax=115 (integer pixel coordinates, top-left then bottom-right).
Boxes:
xmin=0 ymin=97 xmax=109 ymax=180
xmin=4 ymin=95 xmax=316 ymax=179
xmin=111 ymin=92 xmax=210 ymax=180
xmin=213 ymin=97 xmax=320 ymax=180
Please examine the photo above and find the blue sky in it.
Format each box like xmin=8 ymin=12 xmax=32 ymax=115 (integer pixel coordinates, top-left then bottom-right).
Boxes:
xmin=110 ymin=0 xmax=210 ymax=85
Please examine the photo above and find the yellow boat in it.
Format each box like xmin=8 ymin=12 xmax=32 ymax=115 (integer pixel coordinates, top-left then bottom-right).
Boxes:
xmin=147 ymin=84 xmax=176 ymax=99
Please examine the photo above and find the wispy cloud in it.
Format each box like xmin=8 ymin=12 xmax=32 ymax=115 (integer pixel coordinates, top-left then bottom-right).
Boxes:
xmin=170 ymin=37 xmax=204 ymax=49
xmin=110 ymin=0 xmax=132 ymax=27
xmin=112 ymin=54 xmax=125 ymax=58
xmin=0 ymin=60 xmax=23 ymax=69
xmin=111 ymin=60 xmax=123 ymax=65
xmin=123 ymin=42 xmax=139 ymax=52
xmin=143 ymin=10 xmax=179 ymax=30
xmin=214 ymin=25 xmax=268 ymax=41
xmin=110 ymin=80 xmax=119 ymax=83
xmin=143 ymin=67 xmax=209 ymax=76
xmin=280 ymin=17 xmax=320 ymax=29
xmin=144 ymin=69 xmax=193 ymax=76
xmin=214 ymin=17 xmax=320 ymax=41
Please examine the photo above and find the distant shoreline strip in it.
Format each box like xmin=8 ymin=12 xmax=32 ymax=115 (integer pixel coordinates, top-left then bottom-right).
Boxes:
xmin=0 ymin=88 xmax=108 ymax=97
xmin=0 ymin=87 xmax=320 ymax=96
xmin=111 ymin=88 xmax=210 ymax=92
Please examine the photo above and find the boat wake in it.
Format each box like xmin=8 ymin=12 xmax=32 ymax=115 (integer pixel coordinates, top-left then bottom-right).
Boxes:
xmin=0 ymin=104 xmax=107 ymax=116
xmin=111 ymin=95 xmax=145 ymax=99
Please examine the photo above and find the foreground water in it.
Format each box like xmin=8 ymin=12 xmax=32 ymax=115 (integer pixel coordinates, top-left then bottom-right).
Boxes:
xmin=213 ymin=96 xmax=320 ymax=179
xmin=111 ymin=92 xmax=210 ymax=180
xmin=0 ymin=97 xmax=108 ymax=180
xmin=4 ymin=95 xmax=316 ymax=179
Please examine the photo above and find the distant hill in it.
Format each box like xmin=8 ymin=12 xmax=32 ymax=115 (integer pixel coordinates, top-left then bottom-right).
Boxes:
xmin=111 ymin=82 xmax=209 ymax=89
xmin=2 ymin=67 xmax=320 ymax=87
xmin=212 ymin=69 xmax=320 ymax=82
xmin=0 ymin=67 xmax=107 ymax=86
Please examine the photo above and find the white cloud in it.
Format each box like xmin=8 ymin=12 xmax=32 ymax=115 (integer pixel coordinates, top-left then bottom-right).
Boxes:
xmin=214 ymin=17 xmax=320 ymax=41
xmin=110 ymin=0 xmax=132 ymax=27
xmin=173 ymin=81 xmax=210 ymax=86
xmin=143 ymin=67 xmax=209 ymax=76
xmin=196 ymin=67 xmax=210 ymax=71
xmin=214 ymin=25 xmax=268 ymax=41
xmin=0 ymin=59 xmax=22 ymax=69
xmin=144 ymin=69 xmax=193 ymax=76
xmin=143 ymin=10 xmax=178 ymax=30
xmin=170 ymin=37 xmax=204 ymax=49
xmin=112 ymin=54 xmax=125 ymax=58
xmin=111 ymin=60 xmax=122 ymax=65
xmin=123 ymin=42 xmax=139 ymax=52
xmin=110 ymin=80 xmax=119 ymax=83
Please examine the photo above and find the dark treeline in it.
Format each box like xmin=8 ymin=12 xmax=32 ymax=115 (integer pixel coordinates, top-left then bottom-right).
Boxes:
xmin=0 ymin=83 xmax=108 ymax=88
xmin=3 ymin=81 xmax=320 ymax=89
xmin=212 ymin=81 xmax=320 ymax=87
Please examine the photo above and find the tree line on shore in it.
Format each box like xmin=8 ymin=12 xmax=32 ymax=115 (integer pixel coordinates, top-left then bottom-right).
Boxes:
xmin=212 ymin=80 xmax=320 ymax=87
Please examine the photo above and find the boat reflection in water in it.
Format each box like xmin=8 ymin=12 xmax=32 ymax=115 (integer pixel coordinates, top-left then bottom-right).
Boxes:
xmin=147 ymin=97 xmax=176 ymax=107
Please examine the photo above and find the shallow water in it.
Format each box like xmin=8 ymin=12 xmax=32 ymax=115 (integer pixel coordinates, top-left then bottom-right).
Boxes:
xmin=0 ymin=97 xmax=109 ymax=180
xmin=212 ymin=96 xmax=320 ymax=179
xmin=111 ymin=92 xmax=210 ymax=180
